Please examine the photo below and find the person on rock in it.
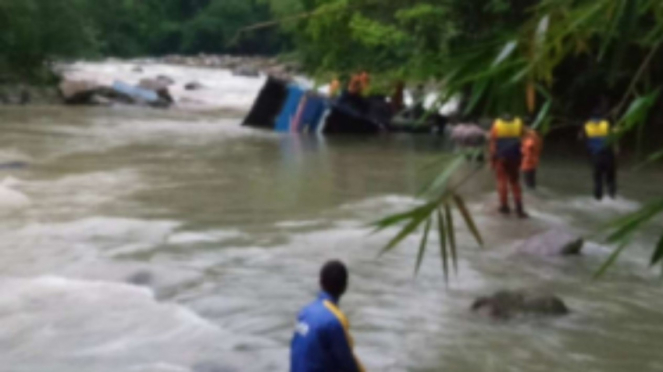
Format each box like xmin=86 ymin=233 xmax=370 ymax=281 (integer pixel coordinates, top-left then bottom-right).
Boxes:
xmin=580 ymin=111 xmax=617 ymax=200
xmin=490 ymin=114 xmax=528 ymax=218
xmin=521 ymin=127 xmax=543 ymax=190
xmin=291 ymin=260 xmax=365 ymax=372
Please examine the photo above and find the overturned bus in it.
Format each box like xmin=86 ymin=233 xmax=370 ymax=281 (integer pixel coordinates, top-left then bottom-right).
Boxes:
xmin=242 ymin=78 xmax=447 ymax=135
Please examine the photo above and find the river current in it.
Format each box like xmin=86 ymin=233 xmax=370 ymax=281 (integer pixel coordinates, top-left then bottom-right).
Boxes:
xmin=0 ymin=61 xmax=661 ymax=372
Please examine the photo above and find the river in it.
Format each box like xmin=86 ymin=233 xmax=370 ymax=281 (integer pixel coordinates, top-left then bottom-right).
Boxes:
xmin=0 ymin=61 xmax=662 ymax=372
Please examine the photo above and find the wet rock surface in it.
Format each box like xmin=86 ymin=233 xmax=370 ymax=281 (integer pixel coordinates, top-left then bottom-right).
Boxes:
xmin=57 ymin=78 xmax=173 ymax=108
xmin=184 ymin=81 xmax=204 ymax=90
xmin=450 ymin=124 xmax=488 ymax=147
xmin=472 ymin=290 xmax=569 ymax=320
xmin=517 ymin=229 xmax=584 ymax=256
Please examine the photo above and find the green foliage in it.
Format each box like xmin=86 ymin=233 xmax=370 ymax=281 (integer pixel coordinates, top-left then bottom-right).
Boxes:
xmin=594 ymin=198 xmax=663 ymax=278
xmin=0 ymin=0 xmax=289 ymax=80
xmin=0 ymin=0 xmax=94 ymax=81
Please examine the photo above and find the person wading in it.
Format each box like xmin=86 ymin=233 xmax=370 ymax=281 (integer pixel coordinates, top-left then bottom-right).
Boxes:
xmin=490 ymin=115 xmax=528 ymax=218
xmin=521 ymin=127 xmax=543 ymax=190
xmin=581 ymin=114 xmax=617 ymax=200
xmin=291 ymin=260 xmax=365 ymax=372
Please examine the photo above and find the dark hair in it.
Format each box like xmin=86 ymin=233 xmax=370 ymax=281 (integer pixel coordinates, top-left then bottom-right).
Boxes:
xmin=320 ymin=260 xmax=348 ymax=299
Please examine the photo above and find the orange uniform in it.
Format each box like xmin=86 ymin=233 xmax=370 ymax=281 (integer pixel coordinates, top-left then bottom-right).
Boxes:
xmin=490 ymin=117 xmax=527 ymax=217
xmin=521 ymin=130 xmax=543 ymax=171
xmin=348 ymin=72 xmax=370 ymax=96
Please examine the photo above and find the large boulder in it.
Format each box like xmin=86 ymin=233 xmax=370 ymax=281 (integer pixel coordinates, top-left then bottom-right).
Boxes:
xmin=472 ymin=290 xmax=569 ymax=320
xmin=517 ymin=229 xmax=584 ymax=256
xmin=58 ymin=80 xmax=101 ymax=104
xmin=138 ymin=78 xmax=174 ymax=106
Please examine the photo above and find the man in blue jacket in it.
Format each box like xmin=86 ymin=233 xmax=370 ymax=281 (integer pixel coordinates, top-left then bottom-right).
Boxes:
xmin=291 ymin=260 xmax=365 ymax=372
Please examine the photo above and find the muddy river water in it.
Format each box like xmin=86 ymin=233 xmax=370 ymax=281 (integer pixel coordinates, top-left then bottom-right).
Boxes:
xmin=0 ymin=62 xmax=661 ymax=372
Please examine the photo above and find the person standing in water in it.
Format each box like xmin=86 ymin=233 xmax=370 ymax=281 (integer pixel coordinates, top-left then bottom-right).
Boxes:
xmin=581 ymin=113 xmax=617 ymax=200
xmin=291 ymin=260 xmax=365 ymax=372
xmin=490 ymin=114 xmax=528 ymax=218
xmin=521 ymin=127 xmax=543 ymax=190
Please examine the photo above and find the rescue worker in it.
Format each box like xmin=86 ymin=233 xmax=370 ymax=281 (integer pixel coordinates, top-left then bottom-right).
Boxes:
xmin=490 ymin=114 xmax=528 ymax=218
xmin=291 ymin=260 xmax=365 ymax=372
xmin=521 ymin=127 xmax=543 ymax=190
xmin=581 ymin=114 xmax=617 ymax=200
xmin=348 ymin=72 xmax=369 ymax=96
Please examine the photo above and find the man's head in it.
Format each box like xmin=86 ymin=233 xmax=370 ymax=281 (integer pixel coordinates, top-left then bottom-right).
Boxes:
xmin=320 ymin=260 xmax=349 ymax=300
xmin=590 ymin=108 xmax=604 ymax=121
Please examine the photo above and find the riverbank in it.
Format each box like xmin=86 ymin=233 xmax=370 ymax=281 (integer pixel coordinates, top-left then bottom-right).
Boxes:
xmin=0 ymin=84 xmax=62 ymax=106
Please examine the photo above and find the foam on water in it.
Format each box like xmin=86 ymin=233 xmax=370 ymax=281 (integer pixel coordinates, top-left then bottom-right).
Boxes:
xmin=0 ymin=276 xmax=278 ymax=372
xmin=0 ymin=182 xmax=31 ymax=210
xmin=64 ymin=61 xmax=266 ymax=111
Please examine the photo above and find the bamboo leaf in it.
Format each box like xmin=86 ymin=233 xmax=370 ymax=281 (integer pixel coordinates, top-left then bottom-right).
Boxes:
xmin=509 ymin=66 xmax=531 ymax=84
xmin=452 ymin=194 xmax=484 ymax=247
xmin=605 ymin=200 xmax=663 ymax=243
xmin=634 ymin=149 xmax=663 ymax=170
xmin=648 ymin=149 xmax=663 ymax=162
xmin=463 ymin=80 xmax=490 ymax=115
xmin=531 ymin=99 xmax=552 ymax=130
xmin=444 ymin=203 xmax=458 ymax=274
xmin=378 ymin=204 xmax=433 ymax=257
xmin=421 ymin=156 xmax=465 ymax=197
xmin=535 ymin=15 xmax=550 ymax=50
xmin=618 ymin=89 xmax=660 ymax=132
xmin=608 ymin=0 xmax=639 ymax=80
xmin=650 ymin=234 xmax=663 ymax=267
xmin=599 ymin=0 xmax=627 ymax=61
xmin=594 ymin=241 xmax=630 ymax=279
xmin=414 ymin=218 xmax=432 ymax=275
xmin=492 ymin=40 xmax=518 ymax=68
xmin=372 ymin=204 xmax=430 ymax=232
xmin=437 ymin=209 xmax=449 ymax=283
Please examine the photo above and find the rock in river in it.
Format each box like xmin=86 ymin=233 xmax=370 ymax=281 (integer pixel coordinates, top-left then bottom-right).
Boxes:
xmin=472 ymin=290 xmax=569 ymax=320
xmin=450 ymin=124 xmax=487 ymax=147
xmin=517 ymin=229 xmax=584 ymax=256
xmin=59 ymin=79 xmax=101 ymax=104
xmin=138 ymin=78 xmax=174 ymax=105
xmin=185 ymin=81 xmax=204 ymax=91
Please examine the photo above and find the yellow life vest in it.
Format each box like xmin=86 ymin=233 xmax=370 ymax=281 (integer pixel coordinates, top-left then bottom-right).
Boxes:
xmin=494 ymin=118 xmax=524 ymax=138
xmin=584 ymin=120 xmax=609 ymax=138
